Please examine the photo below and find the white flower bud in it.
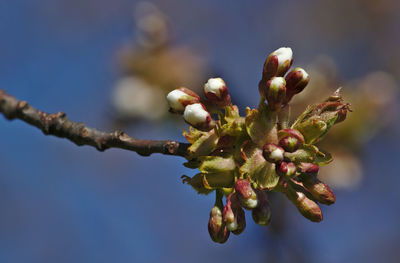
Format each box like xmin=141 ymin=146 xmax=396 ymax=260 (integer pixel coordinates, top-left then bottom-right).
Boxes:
xmin=272 ymin=47 xmax=293 ymax=70
xmin=166 ymin=87 xmax=200 ymax=114
xmin=262 ymin=47 xmax=293 ymax=79
xmin=183 ymin=103 xmax=215 ymax=131
xmin=204 ymin=77 xmax=231 ymax=106
xmin=263 ymin=143 xmax=285 ymax=163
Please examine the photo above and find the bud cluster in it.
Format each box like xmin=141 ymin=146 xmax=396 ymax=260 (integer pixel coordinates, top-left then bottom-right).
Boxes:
xmin=258 ymin=47 xmax=310 ymax=111
xmin=167 ymin=47 xmax=350 ymax=243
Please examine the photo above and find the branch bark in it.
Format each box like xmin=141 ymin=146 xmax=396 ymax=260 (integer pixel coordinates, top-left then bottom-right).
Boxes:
xmin=0 ymin=89 xmax=189 ymax=157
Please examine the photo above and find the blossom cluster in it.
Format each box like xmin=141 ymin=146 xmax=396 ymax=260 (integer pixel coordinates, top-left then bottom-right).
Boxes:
xmin=166 ymin=47 xmax=350 ymax=243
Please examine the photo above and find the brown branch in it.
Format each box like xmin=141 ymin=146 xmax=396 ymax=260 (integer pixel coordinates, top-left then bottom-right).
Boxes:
xmin=0 ymin=89 xmax=189 ymax=157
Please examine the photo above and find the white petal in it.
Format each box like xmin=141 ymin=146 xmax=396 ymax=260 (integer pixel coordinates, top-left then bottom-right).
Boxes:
xmin=270 ymin=77 xmax=286 ymax=88
xmin=270 ymin=148 xmax=284 ymax=161
xmin=183 ymin=103 xmax=209 ymax=125
xmin=273 ymin=47 xmax=293 ymax=66
xmin=204 ymin=78 xmax=225 ymax=97
xmin=166 ymin=89 xmax=187 ymax=111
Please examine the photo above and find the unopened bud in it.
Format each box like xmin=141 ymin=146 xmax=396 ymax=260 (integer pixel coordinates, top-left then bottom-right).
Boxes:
xmin=300 ymin=174 xmax=336 ymax=205
xmin=276 ymin=161 xmax=297 ymax=178
xmin=284 ymin=67 xmax=310 ymax=103
xmin=204 ymin=78 xmax=231 ymax=106
xmin=298 ymin=162 xmax=319 ymax=175
xmin=279 ymin=136 xmax=301 ymax=152
xmin=166 ymin=88 xmax=200 ymax=114
xmin=265 ymin=77 xmax=286 ymax=111
xmin=286 ymin=182 xmax=323 ymax=222
xmin=223 ymin=194 xmax=246 ymax=235
xmin=278 ymin=129 xmax=305 ymax=144
xmin=335 ymin=105 xmax=349 ymax=124
xmin=183 ymin=103 xmax=215 ymax=131
xmin=235 ymin=179 xmax=258 ymax=209
xmin=262 ymin=47 xmax=293 ymax=79
xmin=263 ymin=143 xmax=285 ymax=163
xmin=208 ymin=205 xmax=230 ymax=243
xmin=252 ymin=190 xmax=271 ymax=226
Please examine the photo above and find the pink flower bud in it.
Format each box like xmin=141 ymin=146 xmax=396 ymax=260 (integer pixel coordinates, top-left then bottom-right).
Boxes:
xmin=300 ymin=174 xmax=336 ymax=205
xmin=279 ymin=136 xmax=301 ymax=153
xmin=183 ymin=103 xmax=215 ymax=131
xmin=252 ymin=190 xmax=271 ymax=226
xmin=208 ymin=205 xmax=230 ymax=243
xmin=235 ymin=179 xmax=258 ymax=209
xmin=262 ymin=47 xmax=293 ymax=80
xmin=203 ymin=78 xmax=231 ymax=106
xmin=166 ymin=87 xmax=200 ymax=114
xmin=298 ymin=162 xmax=319 ymax=175
xmin=276 ymin=162 xmax=297 ymax=178
xmin=278 ymin=129 xmax=305 ymax=144
xmin=284 ymin=67 xmax=310 ymax=103
xmin=286 ymin=181 xmax=323 ymax=222
xmin=223 ymin=194 xmax=246 ymax=235
xmin=263 ymin=143 xmax=285 ymax=163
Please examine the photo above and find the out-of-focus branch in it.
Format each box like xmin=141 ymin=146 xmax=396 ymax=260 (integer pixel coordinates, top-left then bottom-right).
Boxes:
xmin=0 ymin=89 xmax=189 ymax=157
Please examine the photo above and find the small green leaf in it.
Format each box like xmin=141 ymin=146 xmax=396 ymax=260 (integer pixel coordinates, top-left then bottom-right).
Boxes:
xmin=239 ymin=142 xmax=279 ymax=189
xmin=245 ymin=104 xmax=278 ymax=147
xmin=314 ymin=148 xmax=333 ymax=166
xmin=199 ymin=156 xmax=236 ymax=173
xmin=185 ymin=129 xmax=219 ymax=159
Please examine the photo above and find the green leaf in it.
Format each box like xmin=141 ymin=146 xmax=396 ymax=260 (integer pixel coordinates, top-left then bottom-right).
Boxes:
xmin=184 ymin=128 xmax=219 ymax=159
xmin=293 ymin=116 xmax=327 ymax=144
xmin=284 ymin=144 xmax=318 ymax=164
xmin=199 ymin=156 xmax=236 ymax=173
xmin=239 ymin=142 xmax=279 ymax=189
xmin=314 ymin=148 xmax=333 ymax=166
xmin=245 ymin=104 xmax=278 ymax=147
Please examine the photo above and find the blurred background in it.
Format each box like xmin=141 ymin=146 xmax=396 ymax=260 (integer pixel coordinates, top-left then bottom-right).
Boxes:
xmin=0 ymin=0 xmax=399 ymax=262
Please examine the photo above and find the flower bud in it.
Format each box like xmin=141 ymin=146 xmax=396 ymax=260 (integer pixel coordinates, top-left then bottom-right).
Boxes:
xmin=265 ymin=77 xmax=286 ymax=111
xmin=284 ymin=67 xmax=310 ymax=103
xmin=166 ymin=87 xmax=200 ymax=114
xmin=262 ymin=47 xmax=293 ymax=79
xmin=298 ymin=162 xmax=319 ymax=175
xmin=286 ymin=181 xmax=323 ymax=222
xmin=235 ymin=179 xmax=258 ymax=209
xmin=183 ymin=103 xmax=216 ymax=131
xmin=263 ymin=143 xmax=285 ymax=163
xmin=300 ymin=174 xmax=336 ymax=205
xmin=279 ymin=136 xmax=301 ymax=153
xmin=278 ymin=129 xmax=305 ymax=144
xmin=276 ymin=161 xmax=297 ymax=178
xmin=203 ymin=78 xmax=231 ymax=106
xmin=208 ymin=205 xmax=230 ymax=243
xmin=223 ymin=194 xmax=246 ymax=235
xmin=252 ymin=190 xmax=271 ymax=226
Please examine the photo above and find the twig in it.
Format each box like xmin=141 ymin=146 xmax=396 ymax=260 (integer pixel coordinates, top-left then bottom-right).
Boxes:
xmin=0 ymin=89 xmax=189 ymax=157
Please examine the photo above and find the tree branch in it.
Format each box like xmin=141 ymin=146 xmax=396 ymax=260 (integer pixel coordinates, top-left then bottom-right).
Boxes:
xmin=0 ymin=89 xmax=189 ymax=157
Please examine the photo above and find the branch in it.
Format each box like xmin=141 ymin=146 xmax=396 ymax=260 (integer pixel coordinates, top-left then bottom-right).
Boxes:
xmin=0 ymin=89 xmax=189 ymax=157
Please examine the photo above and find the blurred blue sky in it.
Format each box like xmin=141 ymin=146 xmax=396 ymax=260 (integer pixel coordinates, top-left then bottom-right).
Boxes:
xmin=0 ymin=0 xmax=399 ymax=262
